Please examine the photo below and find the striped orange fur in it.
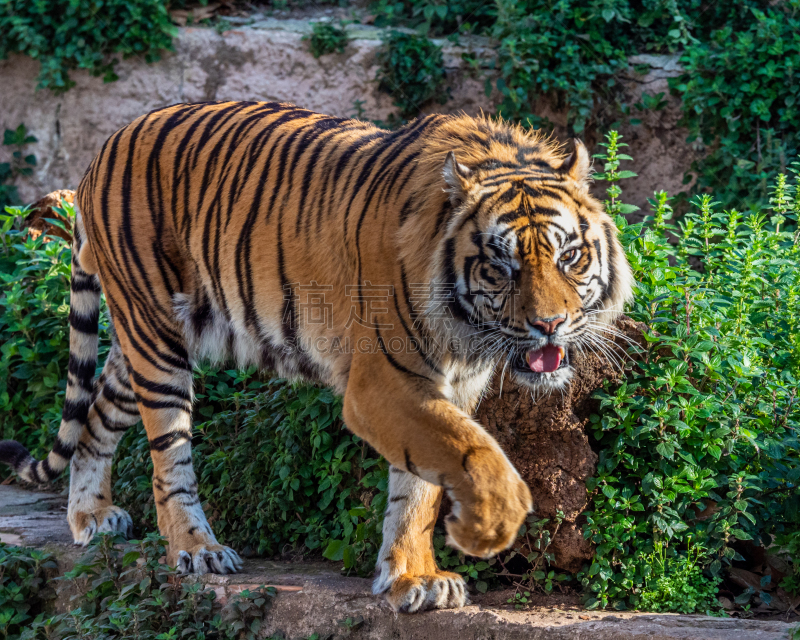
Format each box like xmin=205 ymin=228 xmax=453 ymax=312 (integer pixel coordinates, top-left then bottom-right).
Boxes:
xmin=0 ymin=102 xmax=632 ymax=611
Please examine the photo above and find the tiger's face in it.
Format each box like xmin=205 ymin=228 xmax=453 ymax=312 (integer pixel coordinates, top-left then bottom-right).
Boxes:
xmin=439 ymin=139 xmax=633 ymax=391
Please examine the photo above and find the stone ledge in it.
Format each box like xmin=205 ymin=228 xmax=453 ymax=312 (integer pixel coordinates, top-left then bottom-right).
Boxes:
xmin=0 ymin=484 xmax=80 ymax=569
xmin=184 ymin=563 xmax=795 ymax=639
xmin=0 ymin=485 xmax=794 ymax=639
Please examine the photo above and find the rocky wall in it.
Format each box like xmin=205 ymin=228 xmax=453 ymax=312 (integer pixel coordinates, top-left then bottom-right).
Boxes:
xmin=0 ymin=19 xmax=696 ymax=211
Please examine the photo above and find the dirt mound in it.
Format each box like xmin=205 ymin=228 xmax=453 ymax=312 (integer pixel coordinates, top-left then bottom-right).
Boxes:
xmin=476 ymin=316 xmax=646 ymax=572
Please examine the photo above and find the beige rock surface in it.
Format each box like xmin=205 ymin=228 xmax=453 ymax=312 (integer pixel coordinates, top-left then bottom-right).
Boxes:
xmin=0 ymin=22 xmax=487 ymax=204
xmin=0 ymin=20 xmax=694 ymax=213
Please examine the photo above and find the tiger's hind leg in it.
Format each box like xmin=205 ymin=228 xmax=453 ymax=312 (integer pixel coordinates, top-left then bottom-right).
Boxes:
xmin=68 ymin=340 xmax=140 ymax=544
xmin=372 ymin=466 xmax=468 ymax=612
xmin=114 ymin=316 xmax=242 ymax=574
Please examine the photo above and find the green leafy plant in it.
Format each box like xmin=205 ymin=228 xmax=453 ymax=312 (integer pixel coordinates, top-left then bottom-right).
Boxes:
xmin=376 ymin=31 xmax=448 ymax=121
xmin=304 ymin=21 xmax=348 ymax=58
xmin=592 ymin=130 xmax=640 ymax=218
xmin=581 ymin=132 xmax=800 ymax=611
xmin=369 ymin=0 xmax=788 ymax=205
xmin=502 ymin=512 xmax=571 ymax=608
xmin=10 ymin=533 xmax=279 ymax=640
xmin=0 ymin=0 xmax=176 ymax=92
xmin=370 ymin=0 xmax=495 ymax=35
xmin=670 ymin=2 xmax=800 ymax=208
xmin=0 ymin=543 xmax=57 ymax=638
xmin=0 ymin=125 xmax=36 ymax=212
xmin=507 ymin=591 xmax=531 ymax=610
xmin=638 ymin=539 xmax=721 ymax=613
xmin=0 ymin=200 xmax=109 ymax=460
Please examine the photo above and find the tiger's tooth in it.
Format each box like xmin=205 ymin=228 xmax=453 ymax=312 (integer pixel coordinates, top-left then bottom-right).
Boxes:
xmin=558 ymin=346 xmax=565 ymax=359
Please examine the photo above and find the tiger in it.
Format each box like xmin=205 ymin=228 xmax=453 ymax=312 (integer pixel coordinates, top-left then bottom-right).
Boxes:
xmin=0 ymin=102 xmax=632 ymax=613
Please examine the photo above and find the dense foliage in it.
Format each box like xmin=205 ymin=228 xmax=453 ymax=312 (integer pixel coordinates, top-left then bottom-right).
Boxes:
xmin=369 ymin=0 xmax=800 ymax=205
xmin=0 ymin=201 xmax=100 ymax=459
xmin=370 ymin=1 xmax=770 ymax=131
xmin=0 ymin=0 xmax=175 ymax=91
xmin=0 ymin=543 xmax=55 ymax=637
xmin=581 ymin=133 xmax=800 ymax=610
xmin=376 ymin=31 xmax=448 ymax=121
xmin=0 ymin=535 xmax=287 ymax=640
xmin=671 ymin=3 xmax=800 ymax=207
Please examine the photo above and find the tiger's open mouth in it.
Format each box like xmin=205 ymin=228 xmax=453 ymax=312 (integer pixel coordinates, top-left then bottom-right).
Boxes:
xmin=526 ymin=345 xmax=565 ymax=372
xmin=511 ymin=344 xmax=571 ymax=377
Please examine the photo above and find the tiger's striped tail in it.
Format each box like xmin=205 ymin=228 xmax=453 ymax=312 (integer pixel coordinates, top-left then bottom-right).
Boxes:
xmin=0 ymin=208 xmax=101 ymax=483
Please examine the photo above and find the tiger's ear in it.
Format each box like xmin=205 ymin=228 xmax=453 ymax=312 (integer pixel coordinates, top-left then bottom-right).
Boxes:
xmin=442 ymin=151 xmax=474 ymax=205
xmin=558 ymin=139 xmax=591 ymax=184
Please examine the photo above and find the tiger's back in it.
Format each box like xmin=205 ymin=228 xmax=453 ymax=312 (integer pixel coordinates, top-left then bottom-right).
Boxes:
xmin=78 ymin=101 xmax=434 ymax=391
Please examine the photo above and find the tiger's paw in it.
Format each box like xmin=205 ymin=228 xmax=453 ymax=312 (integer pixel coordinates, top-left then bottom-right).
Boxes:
xmin=176 ymin=544 xmax=243 ymax=575
xmin=70 ymin=506 xmax=134 ymax=546
xmin=445 ymin=447 xmax=532 ymax=558
xmin=374 ymin=570 xmax=468 ymax=613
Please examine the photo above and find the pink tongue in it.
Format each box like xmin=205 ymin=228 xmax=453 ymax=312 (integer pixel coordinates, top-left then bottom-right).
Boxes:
xmin=528 ymin=345 xmax=562 ymax=373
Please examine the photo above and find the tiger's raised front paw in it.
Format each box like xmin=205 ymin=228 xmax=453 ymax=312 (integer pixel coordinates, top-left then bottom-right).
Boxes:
xmin=374 ymin=569 xmax=468 ymax=613
xmin=445 ymin=446 xmax=532 ymax=558
xmin=70 ymin=506 xmax=134 ymax=546
xmin=176 ymin=544 xmax=243 ymax=575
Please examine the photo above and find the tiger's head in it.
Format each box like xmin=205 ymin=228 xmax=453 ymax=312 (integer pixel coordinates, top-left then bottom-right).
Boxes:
xmin=428 ymin=119 xmax=633 ymax=391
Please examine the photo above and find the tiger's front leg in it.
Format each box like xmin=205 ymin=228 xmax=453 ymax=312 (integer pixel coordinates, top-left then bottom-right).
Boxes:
xmin=343 ymin=352 xmax=531 ymax=612
xmin=373 ymin=466 xmax=467 ymax=612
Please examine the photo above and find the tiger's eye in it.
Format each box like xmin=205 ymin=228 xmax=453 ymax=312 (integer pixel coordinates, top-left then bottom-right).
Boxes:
xmin=560 ymin=249 xmax=576 ymax=262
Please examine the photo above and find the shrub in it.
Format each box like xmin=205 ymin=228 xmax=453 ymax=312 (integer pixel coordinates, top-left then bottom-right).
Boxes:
xmin=0 ymin=201 xmax=109 ymax=459
xmin=6 ymin=533 xmax=281 ymax=640
xmin=0 ymin=543 xmax=56 ymax=638
xmin=371 ymin=1 xmax=767 ymax=135
xmin=503 ymin=511 xmax=572 ymax=607
xmin=670 ymin=3 xmax=800 ymax=208
xmin=304 ymin=21 xmax=348 ymax=58
xmin=0 ymin=0 xmax=175 ymax=92
xmin=371 ymin=0 xmax=495 ymax=36
xmin=369 ymin=0 xmax=791 ymax=206
xmin=581 ymin=133 xmax=800 ymax=610
xmin=637 ymin=540 xmax=721 ymax=613
xmin=375 ymin=31 xmax=448 ymax=121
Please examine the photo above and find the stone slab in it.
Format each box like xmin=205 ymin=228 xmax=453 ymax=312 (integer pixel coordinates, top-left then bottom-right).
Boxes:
xmin=0 ymin=485 xmax=793 ymax=639
xmin=182 ymin=563 xmax=795 ymax=640
xmin=0 ymin=484 xmax=82 ymax=570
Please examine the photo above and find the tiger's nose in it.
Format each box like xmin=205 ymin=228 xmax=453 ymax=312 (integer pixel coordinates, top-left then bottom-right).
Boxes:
xmin=532 ymin=316 xmax=566 ymax=336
